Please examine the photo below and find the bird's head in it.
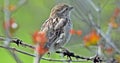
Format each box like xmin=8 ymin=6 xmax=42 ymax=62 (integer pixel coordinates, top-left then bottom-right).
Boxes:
xmin=50 ymin=3 xmax=73 ymax=18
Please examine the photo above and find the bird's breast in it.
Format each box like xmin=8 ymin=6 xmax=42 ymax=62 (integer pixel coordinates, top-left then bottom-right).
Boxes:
xmin=63 ymin=20 xmax=72 ymax=45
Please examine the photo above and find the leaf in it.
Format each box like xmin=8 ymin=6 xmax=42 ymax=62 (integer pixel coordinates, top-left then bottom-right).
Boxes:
xmin=83 ymin=30 xmax=100 ymax=47
xmin=115 ymin=55 xmax=120 ymax=63
xmin=109 ymin=17 xmax=118 ymax=28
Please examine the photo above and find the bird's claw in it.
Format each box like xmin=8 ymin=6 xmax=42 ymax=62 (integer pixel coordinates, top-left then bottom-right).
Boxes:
xmin=56 ymin=50 xmax=74 ymax=61
xmin=63 ymin=50 xmax=73 ymax=60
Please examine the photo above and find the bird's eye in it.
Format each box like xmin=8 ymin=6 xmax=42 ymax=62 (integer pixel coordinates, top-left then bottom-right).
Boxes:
xmin=66 ymin=8 xmax=68 ymax=10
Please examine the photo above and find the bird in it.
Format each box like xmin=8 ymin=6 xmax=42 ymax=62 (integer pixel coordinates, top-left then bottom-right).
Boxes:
xmin=34 ymin=3 xmax=73 ymax=63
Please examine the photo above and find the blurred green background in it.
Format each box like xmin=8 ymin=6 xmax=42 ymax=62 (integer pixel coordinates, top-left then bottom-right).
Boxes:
xmin=0 ymin=0 xmax=119 ymax=63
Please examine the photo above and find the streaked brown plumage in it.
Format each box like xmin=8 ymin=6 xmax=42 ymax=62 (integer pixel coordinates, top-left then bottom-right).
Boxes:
xmin=34 ymin=3 xmax=73 ymax=63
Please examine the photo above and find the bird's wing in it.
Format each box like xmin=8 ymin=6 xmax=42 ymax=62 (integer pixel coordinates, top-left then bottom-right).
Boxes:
xmin=40 ymin=18 xmax=53 ymax=32
xmin=41 ymin=18 xmax=68 ymax=48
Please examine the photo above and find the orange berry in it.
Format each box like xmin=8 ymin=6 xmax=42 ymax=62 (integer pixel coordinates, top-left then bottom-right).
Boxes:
xmin=105 ymin=47 xmax=113 ymax=55
xmin=113 ymin=8 xmax=120 ymax=18
xmin=69 ymin=29 xmax=76 ymax=35
xmin=76 ymin=30 xmax=82 ymax=36
xmin=3 ymin=18 xmax=18 ymax=36
xmin=32 ymin=31 xmax=39 ymax=43
xmin=32 ymin=31 xmax=47 ymax=44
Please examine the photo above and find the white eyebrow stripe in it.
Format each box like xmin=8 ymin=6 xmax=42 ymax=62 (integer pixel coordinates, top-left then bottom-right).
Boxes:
xmin=58 ymin=7 xmax=67 ymax=14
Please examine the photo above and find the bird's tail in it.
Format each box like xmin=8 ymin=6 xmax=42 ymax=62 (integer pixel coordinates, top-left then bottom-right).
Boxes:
xmin=34 ymin=53 xmax=42 ymax=63
xmin=33 ymin=43 xmax=49 ymax=63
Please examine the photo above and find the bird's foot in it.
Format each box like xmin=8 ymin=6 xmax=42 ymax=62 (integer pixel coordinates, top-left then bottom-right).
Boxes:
xmin=56 ymin=47 xmax=75 ymax=61
xmin=92 ymin=55 xmax=103 ymax=63
xmin=47 ymin=52 xmax=51 ymax=57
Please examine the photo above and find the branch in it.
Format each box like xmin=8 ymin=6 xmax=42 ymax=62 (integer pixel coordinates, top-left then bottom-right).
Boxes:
xmin=0 ymin=36 xmax=93 ymax=62
xmin=12 ymin=0 xmax=27 ymax=13
xmin=56 ymin=50 xmax=103 ymax=63
xmin=4 ymin=0 xmax=22 ymax=62
xmin=88 ymin=13 xmax=120 ymax=54
xmin=0 ymin=45 xmax=34 ymax=57
xmin=12 ymin=38 xmax=35 ymax=49
xmin=0 ymin=36 xmax=34 ymax=49
xmin=0 ymin=45 xmax=91 ymax=63
xmin=41 ymin=58 xmax=89 ymax=62
xmin=0 ymin=36 xmax=103 ymax=62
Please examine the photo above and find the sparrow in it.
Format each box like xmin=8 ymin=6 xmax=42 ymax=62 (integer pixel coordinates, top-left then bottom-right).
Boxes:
xmin=34 ymin=3 xmax=73 ymax=63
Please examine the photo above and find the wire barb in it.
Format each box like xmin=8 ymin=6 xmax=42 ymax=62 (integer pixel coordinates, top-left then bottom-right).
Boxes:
xmin=12 ymin=38 xmax=35 ymax=49
xmin=56 ymin=50 xmax=103 ymax=63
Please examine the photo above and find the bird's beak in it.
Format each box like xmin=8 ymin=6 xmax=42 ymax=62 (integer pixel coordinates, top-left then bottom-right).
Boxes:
xmin=69 ymin=7 xmax=73 ymax=10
